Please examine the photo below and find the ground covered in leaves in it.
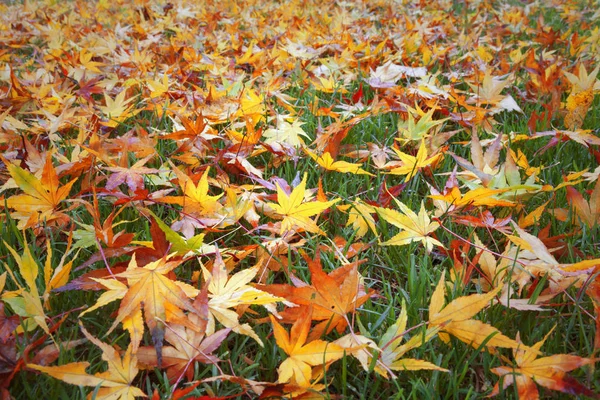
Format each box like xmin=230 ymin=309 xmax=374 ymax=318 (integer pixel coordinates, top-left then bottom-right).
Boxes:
xmin=1 ymin=0 xmax=600 ymax=398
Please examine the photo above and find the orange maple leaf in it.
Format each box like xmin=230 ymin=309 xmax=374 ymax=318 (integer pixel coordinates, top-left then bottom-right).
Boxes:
xmin=566 ymin=179 xmax=600 ymax=229
xmin=258 ymin=252 xmax=374 ymax=341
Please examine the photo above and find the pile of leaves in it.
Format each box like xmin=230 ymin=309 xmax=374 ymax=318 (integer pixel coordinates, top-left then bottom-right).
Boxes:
xmin=1 ymin=0 xmax=600 ymax=398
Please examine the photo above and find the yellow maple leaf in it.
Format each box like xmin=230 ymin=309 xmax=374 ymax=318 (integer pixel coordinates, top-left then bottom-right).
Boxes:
xmin=563 ymin=64 xmax=600 ymax=94
xmin=564 ymin=88 xmax=595 ymax=130
xmin=306 ymin=149 xmax=373 ymax=175
xmin=428 ymin=271 xmax=526 ymax=352
xmin=146 ymin=73 xmax=170 ymax=99
xmin=267 ymin=173 xmax=340 ymax=235
xmin=374 ymin=300 xmax=447 ymax=377
xmin=239 ymin=87 xmax=266 ymax=125
xmin=270 ymin=307 xmax=344 ymax=387
xmin=5 ymin=157 xmax=77 ymax=229
xmin=201 ymin=249 xmax=285 ymax=345
xmin=377 ymin=199 xmax=443 ymax=253
xmin=99 ymin=90 xmax=140 ymax=127
xmin=387 ymin=140 xmax=442 ymax=181
xmin=429 ymin=186 xmax=515 ymax=212
xmin=29 ymin=325 xmax=146 ymax=400
xmin=159 ymin=164 xmax=223 ymax=217
xmin=312 ymin=75 xmax=347 ymax=94
xmin=339 ymin=199 xmax=378 ymax=238
xmin=263 ymin=115 xmax=310 ymax=148
xmin=79 ymin=48 xmax=105 ymax=73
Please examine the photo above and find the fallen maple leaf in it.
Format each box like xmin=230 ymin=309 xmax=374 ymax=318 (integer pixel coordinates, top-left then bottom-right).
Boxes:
xmin=377 ymin=199 xmax=443 ymax=253
xmin=563 ymin=64 xmax=600 ymax=94
xmin=104 ymin=154 xmax=159 ymax=193
xmin=339 ymin=199 xmax=378 ymax=238
xmin=387 ymin=139 xmax=443 ymax=181
xmin=29 ymin=325 xmax=146 ymax=400
xmin=84 ymin=254 xmax=201 ymax=358
xmin=566 ymin=179 xmax=600 ymax=229
xmin=564 ymin=89 xmax=595 ymax=130
xmin=99 ymin=90 xmax=140 ymax=128
xmin=2 ymin=238 xmax=51 ymax=335
xmin=137 ymin=324 xmax=230 ymax=382
xmin=305 ymin=149 xmax=373 ymax=176
xmin=263 ymin=115 xmax=310 ymax=149
xmin=367 ymin=61 xmax=427 ymax=88
xmin=266 ymin=173 xmax=339 ymax=235
xmin=201 ymin=248 xmax=286 ymax=345
xmin=397 ymin=103 xmax=448 ymax=143
xmin=5 ymin=156 xmax=77 ymax=229
xmin=450 ymin=130 xmax=503 ymax=181
xmin=428 ymin=271 xmax=525 ymax=352
xmin=270 ymin=306 xmax=344 ymax=387
xmin=466 ymin=71 xmax=523 ymax=114
xmin=375 ymin=300 xmax=447 ymax=377
xmin=563 ymin=64 xmax=599 ymax=130
xmin=258 ymin=252 xmax=374 ymax=341
xmin=159 ymin=164 xmax=223 ymax=218
xmin=143 ymin=211 xmax=216 ymax=257
xmin=489 ymin=327 xmax=597 ymax=399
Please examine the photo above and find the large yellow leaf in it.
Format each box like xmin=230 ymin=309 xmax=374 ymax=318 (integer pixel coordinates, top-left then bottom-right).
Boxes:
xmin=29 ymin=326 xmax=146 ymax=400
xmin=99 ymin=90 xmax=140 ymax=127
xmin=159 ymin=164 xmax=223 ymax=218
xmin=270 ymin=307 xmax=344 ymax=387
xmin=266 ymin=173 xmax=339 ymax=235
xmin=387 ymin=140 xmax=442 ymax=181
xmin=201 ymin=248 xmax=285 ymax=345
xmin=6 ymin=157 xmax=76 ymax=229
xmin=263 ymin=115 xmax=310 ymax=148
xmin=429 ymin=286 xmax=502 ymax=325
xmin=428 ymin=274 xmax=525 ymax=352
xmin=377 ymin=199 xmax=443 ymax=253
xmin=306 ymin=150 xmax=373 ymax=175
xmin=85 ymin=254 xmax=200 ymax=355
